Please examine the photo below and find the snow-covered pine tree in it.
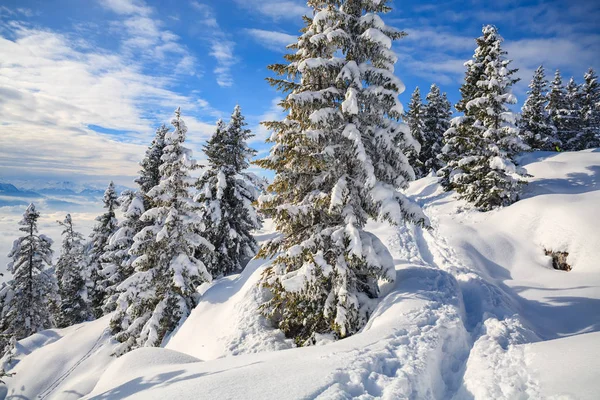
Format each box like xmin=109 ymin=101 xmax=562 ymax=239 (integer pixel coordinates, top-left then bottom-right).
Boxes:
xmin=546 ymin=70 xmax=570 ymax=150
xmin=562 ymin=77 xmax=583 ymax=150
xmin=577 ymin=68 xmax=600 ymax=149
xmin=422 ymin=84 xmax=451 ymax=173
xmin=519 ymin=65 xmax=559 ymax=151
xmin=109 ymin=108 xmax=213 ymax=355
xmin=135 ymin=125 xmax=169 ymax=194
xmin=0 ymin=204 xmax=56 ymax=357
xmin=99 ymin=127 xmax=169 ymax=314
xmin=255 ymin=0 xmax=427 ymax=345
xmin=440 ymin=25 xmax=527 ymax=211
xmin=195 ymin=106 xmax=261 ymax=278
xmin=404 ymin=87 xmax=426 ymax=178
xmin=87 ymin=181 xmax=119 ymax=318
xmin=99 ymin=190 xmax=145 ymax=314
xmin=55 ymin=214 xmax=89 ymax=327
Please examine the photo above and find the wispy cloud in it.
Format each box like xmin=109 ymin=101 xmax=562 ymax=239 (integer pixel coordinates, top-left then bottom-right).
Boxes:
xmin=246 ymin=29 xmax=296 ymax=52
xmin=191 ymin=1 xmax=236 ymax=87
xmin=102 ymin=0 xmax=196 ymax=75
xmin=232 ymin=0 xmax=308 ymax=20
xmin=0 ymin=21 xmax=214 ymax=185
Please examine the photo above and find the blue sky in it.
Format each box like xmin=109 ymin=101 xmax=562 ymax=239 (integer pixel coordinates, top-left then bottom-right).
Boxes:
xmin=0 ymin=0 xmax=598 ymax=187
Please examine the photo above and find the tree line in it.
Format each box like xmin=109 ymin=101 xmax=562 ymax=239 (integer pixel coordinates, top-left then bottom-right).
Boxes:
xmin=0 ymin=106 xmax=262 ymax=371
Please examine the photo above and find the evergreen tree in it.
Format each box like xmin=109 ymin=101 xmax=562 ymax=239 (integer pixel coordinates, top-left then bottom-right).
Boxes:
xmin=99 ymin=190 xmax=145 ymax=314
xmin=255 ymin=0 xmax=427 ymax=345
xmin=404 ymin=87 xmax=426 ymax=178
xmin=87 ymin=182 xmax=119 ymax=318
xmin=580 ymin=68 xmax=600 ymax=149
xmin=100 ymin=127 xmax=169 ymax=314
xmin=562 ymin=77 xmax=583 ymax=150
xmin=110 ymin=108 xmax=213 ymax=355
xmin=135 ymin=125 xmax=168 ymax=194
xmin=519 ymin=65 xmax=558 ymax=151
xmin=546 ymin=70 xmax=570 ymax=149
xmin=422 ymin=84 xmax=451 ymax=172
xmin=195 ymin=106 xmax=261 ymax=278
xmin=55 ymin=214 xmax=89 ymax=327
xmin=440 ymin=25 xmax=527 ymax=211
xmin=0 ymin=204 xmax=56 ymax=357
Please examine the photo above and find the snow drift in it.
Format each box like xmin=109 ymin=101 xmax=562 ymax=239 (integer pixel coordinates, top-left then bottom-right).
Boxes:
xmin=2 ymin=149 xmax=599 ymax=399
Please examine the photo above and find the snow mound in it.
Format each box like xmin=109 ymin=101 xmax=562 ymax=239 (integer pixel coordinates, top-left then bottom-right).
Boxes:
xmin=165 ymin=258 xmax=293 ymax=361
xmin=3 ymin=315 xmax=116 ymax=400
xmin=88 ymin=265 xmax=472 ymax=399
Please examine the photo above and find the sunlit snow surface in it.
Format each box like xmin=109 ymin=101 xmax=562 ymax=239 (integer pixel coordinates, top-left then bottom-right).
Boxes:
xmin=2 ymin=149 xmax=599 ymax=400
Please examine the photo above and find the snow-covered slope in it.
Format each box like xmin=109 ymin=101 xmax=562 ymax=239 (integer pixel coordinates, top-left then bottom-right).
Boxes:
xmin=2 ymin=149 xmax=599 ymax=399
xmin=1 ymin=315 xmax=116 ymax=400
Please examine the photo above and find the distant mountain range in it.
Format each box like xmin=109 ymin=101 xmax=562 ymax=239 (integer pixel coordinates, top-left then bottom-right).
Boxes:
xmin=4 ymin=180 xmax=132 ymax=194
xmin=0 ymin=181 xmax=133 ymax=208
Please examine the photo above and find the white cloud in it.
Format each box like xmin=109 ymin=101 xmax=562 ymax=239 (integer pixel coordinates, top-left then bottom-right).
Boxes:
xmin=0 ymin=23 xmax=216 ymax=184
xmin=246 ymin=29 xmax=296 ymax=52
xmin=99 ymin=0 xmax=151 ymax=16
xmin=402 ymin=28 xmax=473 ymax=53
xmin=210 ymin=41 xmax=236 ymax=87
xmin=190 ymin=2 xmax=237 ymax=87
xmin=101 ymin=0 xmax=195 ymax=72
xmin=233 ymin=0 xmax=308 ymax=20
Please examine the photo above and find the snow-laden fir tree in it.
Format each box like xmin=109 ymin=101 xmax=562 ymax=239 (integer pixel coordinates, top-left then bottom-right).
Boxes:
xmin=519 ymin=65 xmax=559 ymax=151
xmin=135 ymin=125 xmax=169 ymax=194
xmin=99 ymin=190 xmax=145 ymax=314
xmin=440 ymin=25 xmax=527 ymax=211
xmin=546 ymin=70 xmax=570 ymax=150
xmin=422 ymin=84 xmax=451 ymax=173
xmin=195 ymin=106 xmax=261 ymax=278
xmin=100 ymin=127 xmax=169 ymax=314
xmin=255 ymin=0 xmax=427 ymax=345
xmin=404 ymin=87 xmax=425 ymax=178
xmin=577 ymin=68 xmax=600 ymax=149
xmin=562 ymin=77 xmax=583 ymax=150
xmin=110 ymin=108 xmax=213 ymax=355
xmin=0 ymin=204 xmax=56 ymax=359
xmin=55 ymin=214 xmax=89 ymax=327
xmin=87 ymin=181 xmax=119 ymax=318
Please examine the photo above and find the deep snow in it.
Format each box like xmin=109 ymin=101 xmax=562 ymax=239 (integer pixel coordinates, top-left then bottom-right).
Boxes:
xmin=2 ymin=149 xmax=599 ymax=399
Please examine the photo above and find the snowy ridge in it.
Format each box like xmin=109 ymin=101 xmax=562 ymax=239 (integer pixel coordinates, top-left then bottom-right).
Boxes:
xmin=2 ymin=150 xmax=599 ymax=399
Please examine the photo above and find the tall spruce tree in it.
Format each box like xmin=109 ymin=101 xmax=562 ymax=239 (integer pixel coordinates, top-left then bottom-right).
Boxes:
xmin=580 ymin=68 xmax=600 ymax=148
xmin=135 ymin=125 xmax=168 ymax=194
xmin=404 ymin=87 xmax=426 ymax=178
xmin=100 ymin=127 xmax=169 ymax=314
xmin=519 ymin=65 xmax=559 ymax=151
xmin=99 ymin=190 xmax=145 ymax=314
xmin=423 ymin=84 xmax=451 ymax=173
xmin=562 ymin=77 xmax=583 ymax=150
xmin=87 ymin=182 xmax=119 ymax=318
xmin=546 ymin=70 xmax=570 ymax=149
xmin=440 ymin=25 xmax=527 ymax=211
xmin=55 ymin=214 xmax=89 ymax=327
xmin=195 ymin=106 xmax=261 ymax=278
xmin=255 ymin=0 xmax=427 ymax=345
xmin=0 ymin=205 xmax=56 ymax=357
xmin=110 ymin=108 xmax=213 ymax=355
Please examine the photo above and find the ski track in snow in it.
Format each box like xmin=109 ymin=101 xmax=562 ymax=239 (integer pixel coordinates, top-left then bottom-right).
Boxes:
xmin=37 ymin=328 xmax=111 ymax=400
